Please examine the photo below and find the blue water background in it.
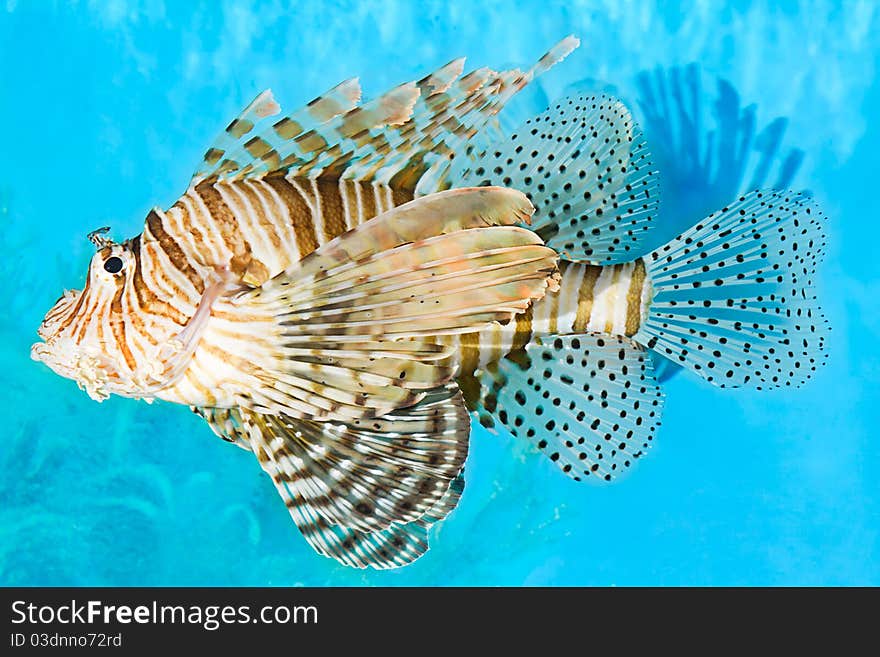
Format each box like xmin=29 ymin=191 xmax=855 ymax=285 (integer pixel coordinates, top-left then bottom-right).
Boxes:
xmin=1 ymin=0 xmax=878 ymax=585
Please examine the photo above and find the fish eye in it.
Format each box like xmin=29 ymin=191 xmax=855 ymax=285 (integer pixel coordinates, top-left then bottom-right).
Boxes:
xmin=103 ymin=256 xmax=124 ymax=274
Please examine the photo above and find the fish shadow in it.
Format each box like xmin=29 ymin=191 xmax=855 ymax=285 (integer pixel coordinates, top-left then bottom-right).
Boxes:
xmin=634 ymin=64 xmax=806 ymax=252
xmin=635 ymin=65 xmax=807 ymax=381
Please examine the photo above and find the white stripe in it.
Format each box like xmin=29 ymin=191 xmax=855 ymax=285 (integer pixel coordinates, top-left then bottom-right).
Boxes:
xmin=176 ymin=194 xmax=225 ymax=267
xmin=185 ymin=189 xmax=233 ymax=264
xmin=559 ymin=263 xmax=586 ymax=333
xmin=496 ymin=315 xmax=519 ymax=355
xmin=477 ymin=323 xmax=497 ymax=368
xmin=310 ymin=178 xmax=326 ymax=245
xmin=256 ymin=179 xmax=301 ymax=263
xmin=530 ymin=287 xmax=555 ymax=334
xmin=372 ymin=182 xmax=385 ymax=215
xmin=339 ymin=179 xmax=352 ymax=231
xmin=139 ymin=239 xmax=199 ymax=315
xmin=639 ymin=259 xmax=654 ymax=327
xmin=217 ymin=184 xmax=274 ymax=268
xmin=611 ymin=264 xmax=633 ymax=335
xmin=163 ymin=204 xmax=206 ymax=270
xmin=588 ymin=263 xmax=635 ymax=335
xmin=244 ymin=180 xmax=288 ymax=274
xmin=586 ymin=265 xmax=616 ymax=332
xmin=145 ymin=207 xmax=201 ymax=306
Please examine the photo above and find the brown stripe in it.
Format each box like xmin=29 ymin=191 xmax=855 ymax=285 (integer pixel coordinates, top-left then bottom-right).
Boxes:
xmin=391 ymin=186 xmax=414 ymax=207
xmin=57 ymin=274 xmax=90 ymax=334
xmin=547 ymin=274 xmax=561 ymax=334
xmin=130 ymin=236 xmax=188 ymax=326
xmin=389 ymin=158 xmax=430 ymax=194
xmin=625 ymin=259 xmax=647 ymax=337
xmin=572 ymin=265 xmax=602 ymax=332
xmin=458 ymin=332 xmax=482 ymax=380
xmin=316 ymin=178 xmax=348 ymax=241
xmin=182 ymin=360 xmax=217 ymax=407
xmin=227 ymin=118 xmax=253 ymax=139
xmin=120 ymin=269 xmax=157 ymax=347
xmin=263 ymin=177 xmax=320 ymax=259
xmin=238 ymin=181 xmax=282 ymax=252
xmin=173 ymin=195 xmax=212 ymax=262
xmin=295 ymin=130 xmax=328 ymax=154
xmin=510 ymin=303 xmax=534 ymax=352
xmin=356 ymin=181 xmax=378 ymax=222
xmin=194 ymin=182 xmax=245 ymax=256
xmin=109 ymin=282 xmax=137 ymax=371
xmin=74 ymin=293 xmax=100 ymax=343
xmin=244 ymin=136 xmax=273 ymax=159
xmin=203 ymin=147 xmax=224 ymax=166
xmin=274 ymin=117 xmax=303 ymax=140
xmin=145 ymin=210 xmax=205 ymax=294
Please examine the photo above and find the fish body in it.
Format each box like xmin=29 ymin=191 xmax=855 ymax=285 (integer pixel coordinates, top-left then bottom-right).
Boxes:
xmin=32 ymin=36 xmax=829 ymax=567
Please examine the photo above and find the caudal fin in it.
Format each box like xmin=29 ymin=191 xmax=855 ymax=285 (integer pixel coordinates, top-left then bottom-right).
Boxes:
xmin=633 ymin=190 xmax=829 ymax=388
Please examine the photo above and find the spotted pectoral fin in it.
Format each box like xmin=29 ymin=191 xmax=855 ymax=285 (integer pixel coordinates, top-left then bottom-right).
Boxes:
xmin=474 ymin=333 xmax=664 ymax=482
xmin=199 ymin=385 xmax=467 ymax=569
xmin=216 ymin=187 xmax=559 ymax=421
xmin=452 ymin=94 xmax=659 ymax=264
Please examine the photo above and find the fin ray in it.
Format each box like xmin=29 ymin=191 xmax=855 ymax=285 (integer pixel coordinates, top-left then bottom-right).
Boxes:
xmin=189 ymin=38 xmax=580 ymax=193
xmin=634 ymin=189 xmax=829 ymax=388
xmin=453 ymin=94 xmax=659 ymax=264
xmin=196 ymin=384 xmax=468 ymax=568
xmin=210 ymin=187 xmax=558 ymax=420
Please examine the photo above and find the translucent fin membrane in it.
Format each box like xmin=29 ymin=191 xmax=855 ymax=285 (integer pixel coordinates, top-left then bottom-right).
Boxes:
xmin=475 ymin=334 xmax=663 ymax=482
xmin=634 ymin=190 xmax=829 ymax=389
xmin=189 ymin=38 xmax=580 ymax=194
xmin=453 ymin=94 xmax=659 ymax=264
xmin=224 ymin=188 xmax=558 ymax=421
xmin=197 ymin=384 xmax=467 ymax=569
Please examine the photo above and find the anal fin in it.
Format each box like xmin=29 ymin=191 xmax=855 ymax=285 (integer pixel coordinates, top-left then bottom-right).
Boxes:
xmin=474 ymin=333 xmax=664 ymax=482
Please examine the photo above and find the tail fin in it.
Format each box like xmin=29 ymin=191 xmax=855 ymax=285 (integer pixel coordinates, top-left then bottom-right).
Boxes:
xmin=633 ymin=190 xmax=829 ymax=388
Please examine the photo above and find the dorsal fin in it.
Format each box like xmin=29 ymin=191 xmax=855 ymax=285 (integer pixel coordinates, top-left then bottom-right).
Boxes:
xmin=190 ymin=78 xmax=362 ymax=186
xmin=452 ymin=94 xmax=660 ymax=264
xmin=188 ymin=37 xmax=580 ymax=192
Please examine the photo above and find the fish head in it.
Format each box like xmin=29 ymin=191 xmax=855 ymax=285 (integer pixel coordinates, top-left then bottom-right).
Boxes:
xmin=31 ymin=234 xmax=149 ymax=402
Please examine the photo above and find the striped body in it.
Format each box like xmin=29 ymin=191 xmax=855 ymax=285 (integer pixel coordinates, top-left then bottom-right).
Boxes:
xmin=140 ymin=178 xmax=651 ymax=406
xmin=442 ymin=259 xmax=650 ymax=381
xmin=165 ymin=177 xmax=413 ymax=286
xmin=151 ymin=177 xmax=415 ymax=407
xmin=38 ymin=173 xmax=650 ymax=409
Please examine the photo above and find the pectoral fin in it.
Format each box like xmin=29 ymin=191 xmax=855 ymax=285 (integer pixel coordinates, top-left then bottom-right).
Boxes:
xmin=204 ymin=187 xmax=558 ymax=421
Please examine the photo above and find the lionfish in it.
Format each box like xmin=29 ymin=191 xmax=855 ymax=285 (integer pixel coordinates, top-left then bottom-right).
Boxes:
xmin=32 ymin=37 xmax=829 ymax=569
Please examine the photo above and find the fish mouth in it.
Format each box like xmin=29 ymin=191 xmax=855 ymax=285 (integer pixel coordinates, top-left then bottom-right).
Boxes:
xmin=31 ymin=268 xmax=232 ymax=402
xmin=30 ymin=341 xmax=50 ymax=364
xmin=30 ymin=338 xmax=115 ymax=402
